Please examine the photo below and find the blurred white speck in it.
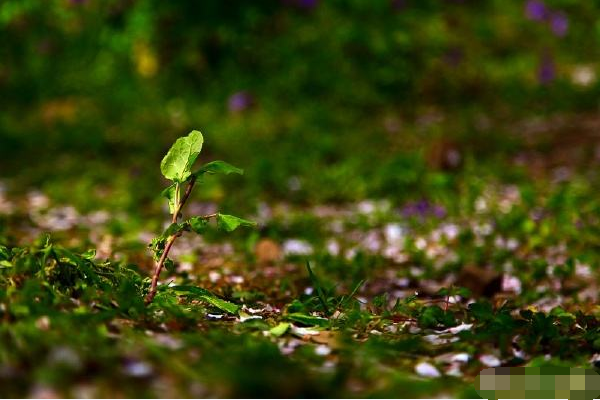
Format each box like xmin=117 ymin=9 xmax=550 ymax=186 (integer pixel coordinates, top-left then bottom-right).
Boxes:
xmin=178 ymin=262 xmax=193 ymax=272
xmin=362 ymin=231 xmax=382 ymax=252
xmin=479 ymin=354 xmax=501 ymax=367
xmin=27 ymin=190 xmax=50 ymax=210
xmin=452 ymin=353 xmax=470 ymax=363
xmin=572 ymin=65 xmax=596 ymax=87
xmin=506 ymin=238 xmax=519 ymax=251
xmin=229 ymin=275 xmax=244 ymax=284
xmin=48 ymin=346 xmax=81 ymax=369
xmin=415 ymin=237 xmax=427 ymax=250
xmin=124 ymin=359 xmax=153 ymax=377
xmin=208 ymin=271 xmax=221 ymax=282
xmin=445 ymin=362 xmax=463 ymax=377
xmin=474 ymin=223 xmax=493 ymax=236
xmin=441 ymin=224 xmax=460 ymax=240
xmin=283 ymin=239 xmax=313 ymax=256
xmin=325 ymin=239 xmax=340 ymax=256
xmin=357 ymin=200 xmax=376 ymax=215
xmin=304 ymin=287 xmax=314 ymax=295
xmin=384 ymin=223 xmax=405 ymax=243
xmin=291 ymin=326 xmax=320 ymax=336
xmin=424 ymin=334 xmax=459 ymax=345
xmin=279 ymin=338 xmax=304 ymax=355
xmin=239 ymin=314 xmax=262 ymax=322
xmin=357 ymin=200 xmax=390 ymax=215
xmin=513 ymin=348 xmax=527 ymax=359
xmin=35 ymin=315 xmax=51 ymax=331
xmin=576 ymin=262 xmax=592 ymax=278
xmin=448 ymin=323 xmax=473 ymax=334
xmin=33 ymin=206 xmax=79 ymax=231
xmin=344 ymin=247 xmax=357 ymax=260
xmin=408 ymin=325 xmax=421 ymax=334
xmin=153 ymin=334 xmax=183 ymax=350
xmin=315 ymin=344 xmax=331 ymax=356
xmin=502 ymin=274 xmax=522 ymax=294
xmin=415 ymin=361 xmax=441 ymax=378
xmin=86 ymin=210 xmax=110 ymax=225
xmin=475 ymin=197 xmax=487 ymax=213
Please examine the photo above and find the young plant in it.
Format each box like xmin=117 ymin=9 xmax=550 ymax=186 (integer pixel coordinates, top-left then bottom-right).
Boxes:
xmin=145 ymin=130 xmax=255 ymax=304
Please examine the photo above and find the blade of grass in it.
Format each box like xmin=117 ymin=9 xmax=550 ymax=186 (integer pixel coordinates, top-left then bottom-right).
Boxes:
xmin=305 ymin=261 xmax=330 ymax=315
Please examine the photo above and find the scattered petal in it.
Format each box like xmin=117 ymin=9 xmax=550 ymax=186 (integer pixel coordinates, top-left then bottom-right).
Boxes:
xmin=415 ymin=361 xmax=441 ymax=378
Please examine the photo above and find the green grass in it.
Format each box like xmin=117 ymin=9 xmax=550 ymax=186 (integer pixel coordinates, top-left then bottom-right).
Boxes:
xmin=1 ymin=164 xmax=600 ymax=397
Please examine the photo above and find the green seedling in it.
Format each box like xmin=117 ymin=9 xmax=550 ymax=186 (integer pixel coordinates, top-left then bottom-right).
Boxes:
xmin=145 ymin=130 xmax=255 ymax=304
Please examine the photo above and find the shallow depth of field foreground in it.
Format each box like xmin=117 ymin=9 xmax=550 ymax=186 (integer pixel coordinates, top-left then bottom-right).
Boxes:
xmin=1 ymin=1 xmax=600 ymax=398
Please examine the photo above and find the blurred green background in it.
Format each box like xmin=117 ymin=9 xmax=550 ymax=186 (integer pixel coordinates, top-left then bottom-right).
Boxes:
xmin=0 ymin=0 xmax=598 ymax=210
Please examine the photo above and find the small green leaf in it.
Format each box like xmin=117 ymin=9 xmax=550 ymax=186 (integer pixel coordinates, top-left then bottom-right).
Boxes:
xmin=194 ymin=160 xmax=243 ymax=177
xmin=171 ymin=285 xmax=240 ymax=314
xmin=418 ymin=306 xmax=455 ymax=329
xmin=149 ymin=236 xmax=167 ymax=260
xmin=161 ymin=183 xmax=178 ymax=214
xmin=187 ymin=216 xmax=209 ymax=234
xmin=164 ymin=222 xmax=184 ymax=237
xmin=0 ymin=245 xmax=10 ymax=260
xmin=469 ymin=301 xmax=494 ymax=322
xmin=270 ymin=322 xmax=291 ymax=337
xmin=164 ymin=258 xmax=175 ymax=274
xmin=217 ymin=213 xmax=256 ymax=232
xmin=160 ymin=130 xmax=204 ymax=182
xmin=456 ymin=286 xmax=472 ymax=298
xmin=82 ymin=249 xmax=96 ymax=260
xmin=286 ymin=312 xmax=329 ymax=327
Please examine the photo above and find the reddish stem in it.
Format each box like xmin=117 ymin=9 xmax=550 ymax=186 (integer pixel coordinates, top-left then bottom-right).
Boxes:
xmin=145 ymin=176 xmax=196 ymax=305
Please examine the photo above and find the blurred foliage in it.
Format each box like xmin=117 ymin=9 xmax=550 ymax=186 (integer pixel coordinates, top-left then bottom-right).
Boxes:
xmin=1 ymin=0 xmax=599 ymax=207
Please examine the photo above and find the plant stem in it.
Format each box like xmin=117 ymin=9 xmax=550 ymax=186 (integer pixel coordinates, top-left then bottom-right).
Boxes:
xmin=146 ymin=176 xmax=197 ymax=305
xmin=145 ymin=233 xmax=179 ymax=304
xmin=172 ymin=176 xmax=197 ymax=224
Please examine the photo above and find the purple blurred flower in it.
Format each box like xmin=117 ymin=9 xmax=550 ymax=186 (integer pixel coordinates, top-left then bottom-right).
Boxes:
xmin=538 ymin=55 xmax=556 ymax=85
xmin=549 ymin=12 xmax=569 ymax=37
xmin=525 ymin=0 xmax=547 ymax=21
xmin=298 ymin=0 xmax=319 ymax=9
xmin=227 ymin=91 xmax=253 ymax=113
xmin=402 ymin=200 xmax=446 ymax=219
xmin=282 ymin=0 xmax=319 ymax=10
xmin=432 ymin=205 xmax=447 ymax=219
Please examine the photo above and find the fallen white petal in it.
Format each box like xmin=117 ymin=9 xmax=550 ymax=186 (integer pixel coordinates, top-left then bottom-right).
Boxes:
xmin=415 ymin=361 xmax=441 ymax=378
